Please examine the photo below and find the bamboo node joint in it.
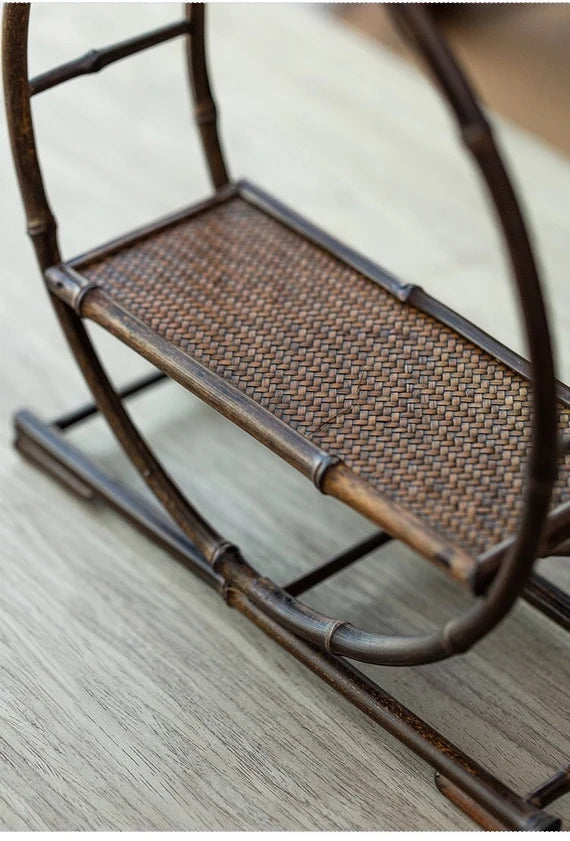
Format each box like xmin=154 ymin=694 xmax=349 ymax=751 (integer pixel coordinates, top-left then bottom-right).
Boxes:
xmin=44 ymin=266 xmax=99 ymax=314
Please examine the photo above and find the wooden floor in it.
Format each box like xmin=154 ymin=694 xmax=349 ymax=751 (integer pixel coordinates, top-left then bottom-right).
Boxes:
xmin=1 ymin=3 xmax=569 ymax=831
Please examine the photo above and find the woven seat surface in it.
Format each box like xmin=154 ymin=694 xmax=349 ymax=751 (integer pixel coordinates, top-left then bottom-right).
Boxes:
xmin=79 ymin=194 xmax=570 ymax=559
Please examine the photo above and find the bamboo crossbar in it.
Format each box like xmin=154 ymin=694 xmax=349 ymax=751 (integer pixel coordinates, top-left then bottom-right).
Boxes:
xmin=29 ymin=20 xmax=192 ymax=96
xmin=284 ymin=530 xmax=392 ymax=596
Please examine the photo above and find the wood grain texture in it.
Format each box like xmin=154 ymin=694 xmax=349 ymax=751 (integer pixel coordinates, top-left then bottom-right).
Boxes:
xmin=0 ymin=3 xmax=568 ymax=830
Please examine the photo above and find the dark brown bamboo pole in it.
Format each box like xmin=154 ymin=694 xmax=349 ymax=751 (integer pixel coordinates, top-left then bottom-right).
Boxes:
xmin=30 ymin=20 xmax=191 ymax=96
xmin=185 ymin=3 xmax=229 ymax=189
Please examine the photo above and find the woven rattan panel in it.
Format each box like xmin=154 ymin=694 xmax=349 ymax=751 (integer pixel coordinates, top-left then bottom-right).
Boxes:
xmin=81 ymin=195 xmax=570 ymax=558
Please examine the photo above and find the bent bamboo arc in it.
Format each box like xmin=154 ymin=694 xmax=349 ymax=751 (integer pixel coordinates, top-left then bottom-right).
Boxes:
xmin=2 ymin=4 xmax=231 ymax=565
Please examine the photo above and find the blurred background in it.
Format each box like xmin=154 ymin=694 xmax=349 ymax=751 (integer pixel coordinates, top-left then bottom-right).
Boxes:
xmin=336 ymin=3 xmax=570 ymax=157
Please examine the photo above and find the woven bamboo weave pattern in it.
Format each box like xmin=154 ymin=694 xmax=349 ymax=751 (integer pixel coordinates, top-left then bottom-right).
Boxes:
xmin=81 ymin=196 xmax=570 ymax=558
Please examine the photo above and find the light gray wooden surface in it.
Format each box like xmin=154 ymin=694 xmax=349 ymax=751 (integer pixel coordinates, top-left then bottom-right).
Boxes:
xmin=1 ymin=3 xmax=569 ymax=831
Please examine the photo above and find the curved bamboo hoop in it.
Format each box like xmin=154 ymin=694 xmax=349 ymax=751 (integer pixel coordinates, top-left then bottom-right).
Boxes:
xmin=2 ymin=3 xmax=559 ymax=665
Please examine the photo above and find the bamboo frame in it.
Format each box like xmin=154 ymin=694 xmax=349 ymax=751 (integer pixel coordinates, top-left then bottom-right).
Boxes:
xmin=3 ymin=1 xmax=568 ymax=829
